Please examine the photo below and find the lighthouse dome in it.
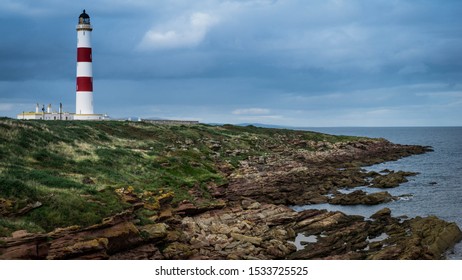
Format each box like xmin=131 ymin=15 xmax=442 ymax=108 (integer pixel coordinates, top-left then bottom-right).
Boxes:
xmin=78 ymin=10 xmax=90 ymax=24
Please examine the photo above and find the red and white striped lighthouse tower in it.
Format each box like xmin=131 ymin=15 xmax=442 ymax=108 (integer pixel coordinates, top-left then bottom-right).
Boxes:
xmin=16 ymin=9 xmax=106 ymax=121
xmin=75 ymin=10 xmax=97 ymax=119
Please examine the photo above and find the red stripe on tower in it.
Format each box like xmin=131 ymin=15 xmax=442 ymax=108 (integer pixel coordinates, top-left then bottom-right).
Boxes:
xmin=76 ymin=77 xmax=93 ymax=91
xmin=77 ymin=48 xmax=92 ymax=62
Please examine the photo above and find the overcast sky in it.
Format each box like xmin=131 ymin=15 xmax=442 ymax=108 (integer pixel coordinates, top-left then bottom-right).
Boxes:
xmin=1 ymin=0 xmax=461 ymax=126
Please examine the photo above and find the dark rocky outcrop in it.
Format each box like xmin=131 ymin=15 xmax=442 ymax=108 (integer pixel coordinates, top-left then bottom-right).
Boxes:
xmin=224 ymin=139 xmax=428 ymax=206
xmin=0 ymin=209 xmax=166 ymax=260
xmin=2 ymin=203 xmax=461 ymax=260
xmin=288 ymin=208 xmax=462 ymax=260
xmin=370 ymin=171 xmax=419 ymax=188
xmin=0 ymin=231 xmax=49 ymax=260
xmin=329 ymin=190 xmax=395 ymax=205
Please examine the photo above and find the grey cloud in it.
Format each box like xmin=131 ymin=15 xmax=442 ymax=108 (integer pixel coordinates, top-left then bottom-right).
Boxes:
xmin=1 ymin=0 xmax=461 ymax=126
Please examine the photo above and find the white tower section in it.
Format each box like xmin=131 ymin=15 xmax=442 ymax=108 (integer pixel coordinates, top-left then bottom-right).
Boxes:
xmin=75 ymin=10 xmax=94 ymax=117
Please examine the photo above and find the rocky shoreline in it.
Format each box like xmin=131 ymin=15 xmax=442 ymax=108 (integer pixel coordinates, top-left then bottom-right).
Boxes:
xmin=1 ymin=137 xmax=461 ymax=260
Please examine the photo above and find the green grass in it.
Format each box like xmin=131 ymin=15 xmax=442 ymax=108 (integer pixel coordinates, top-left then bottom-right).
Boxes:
xmin=0 ymin=118 xmax=363 ymax=236
xmin=24 ymin=188 xmax=125 ymax=232
xmin=0 ymin=218 xmax=44 ymax=237
xmin=0 ymin=177 xmax=40 ymax=200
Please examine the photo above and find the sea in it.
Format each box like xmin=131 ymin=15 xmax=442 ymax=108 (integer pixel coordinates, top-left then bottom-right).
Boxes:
xmin=291 ymin=127 xmax=462 ymax=259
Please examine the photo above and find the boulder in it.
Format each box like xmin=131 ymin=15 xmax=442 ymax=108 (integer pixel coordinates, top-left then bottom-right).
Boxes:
xmin=295 ymin=211 xmax=351 ymax=234
xmin=230 ymin=233 xmax=262 ymax=245
xmin=139 ymin=223 xmax=168 ymax=240
xmin=162 ymin=242 xmax=193 ymax=259
xmin=0 ymin=233 xmax=49 ymax=260
xmin=48 ymin=238 xmax=109 ymax=260
xmin=329 ymin=190 xmax=394 ymax=205
xmin=175 ymin=200 xmax=226 ymax=216
xmin=241 ymin=199 xmax=261 ymax=210
xmin=371 ymin=171 xmax=418 ymax=188
xmin=95 ymin=221 xmax=141 ymax=254
xmin=409 ymin=216 xmax=462 ymax=257
xmin=370 ymin=208 xmax=392 ymax=220
xmin=264 ymin=239 xmax=296 ymax=258
xmin=366 ymin=215 xmax=462 ymax=260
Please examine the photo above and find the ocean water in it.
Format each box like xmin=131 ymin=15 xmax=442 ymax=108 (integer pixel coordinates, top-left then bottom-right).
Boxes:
xmin=293 ymin=127 xmax=462 ymax=259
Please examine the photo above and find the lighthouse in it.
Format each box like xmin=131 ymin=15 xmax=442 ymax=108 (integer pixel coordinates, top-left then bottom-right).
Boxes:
xmin=16 ymin=10 xmax=106 ymax=121
xmin=74 ymin=10 xmax=104 ymax=120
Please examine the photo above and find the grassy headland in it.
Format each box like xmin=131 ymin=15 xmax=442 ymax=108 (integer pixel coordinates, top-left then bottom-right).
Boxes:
xmin=0 ymin=118 xmax=359 ymax=236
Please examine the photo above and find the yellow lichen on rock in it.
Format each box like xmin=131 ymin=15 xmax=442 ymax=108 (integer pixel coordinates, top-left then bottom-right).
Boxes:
xmin=66 ymin=238 xmax=109 ymax=253
xmin=0 ymin=198 xmax=14 ymax=216
xmin=115 ymin=185 xmax=175 ymax=212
